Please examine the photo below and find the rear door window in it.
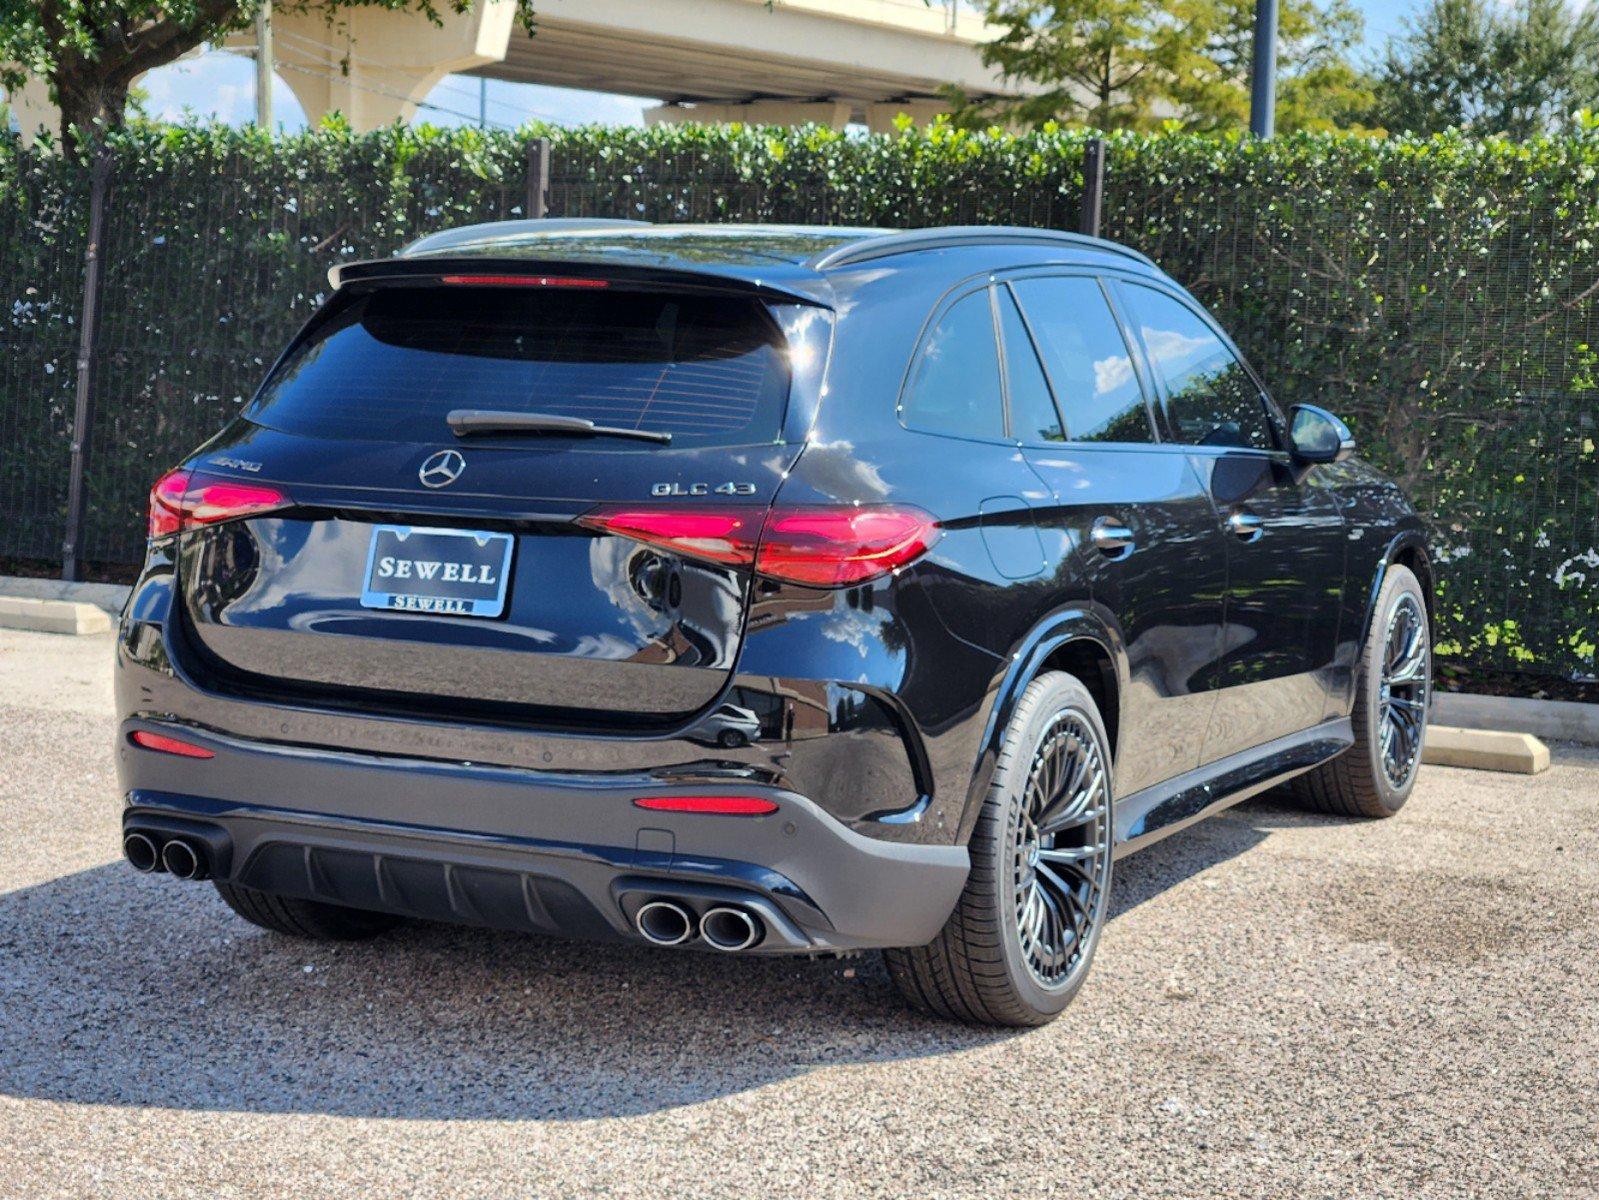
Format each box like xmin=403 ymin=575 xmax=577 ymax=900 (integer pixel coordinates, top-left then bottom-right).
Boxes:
xmin=899 ymin=289 xmax=1006 ymax=441
xmin=1009 ymin=276 xmax=1154 ymax=444
xmin=246 ymin=286 xmax=792 ymax=446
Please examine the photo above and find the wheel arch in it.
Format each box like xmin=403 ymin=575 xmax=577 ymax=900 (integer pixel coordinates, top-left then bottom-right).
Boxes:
xmin=953 ymin=603 xmax=1129 ymax=845
xmin=1362 ymin=529 xmax=1435 ymax=649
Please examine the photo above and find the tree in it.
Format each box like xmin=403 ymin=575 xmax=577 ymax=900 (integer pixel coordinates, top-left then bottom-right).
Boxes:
xmin=1370 ymin=0 xmax=1599 ymax=137
xmin=0 ymin=0 xmax=534 ymax=146
xmin=949 ymin=0 xmax=1194 ymax=130
xmin=952 ymin=0 xmax=1371 ymax=132
xmin=1168 ymin=0 xmax=1374 ymax=132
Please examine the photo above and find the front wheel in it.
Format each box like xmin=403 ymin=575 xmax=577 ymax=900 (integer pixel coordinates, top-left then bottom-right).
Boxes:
xmin=1291 ymin=563 xmax=1431 ymax=818
xmin=886 ymin=671 xmax=1114 ymax=1027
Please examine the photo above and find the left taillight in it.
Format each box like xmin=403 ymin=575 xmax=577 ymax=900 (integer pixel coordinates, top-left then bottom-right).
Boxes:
xmin=148 ymin=469 xmax=289 ymax=541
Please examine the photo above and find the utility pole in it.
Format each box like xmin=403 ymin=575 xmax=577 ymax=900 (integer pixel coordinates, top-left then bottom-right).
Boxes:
xmin=1249 ymin=0 xmax=1278 ymax=137
xmin=62 ymin=150 xmax=112 ymax=582
xmin=1079 ymin=138 xmax=1105 ymax=239
xmin=254 ymin=1 xmax=273 ymax=129
xmin=479 ymin=77 xmax=487 ymax=129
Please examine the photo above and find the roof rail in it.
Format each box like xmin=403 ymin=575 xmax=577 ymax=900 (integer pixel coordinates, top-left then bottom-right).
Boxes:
xmin=400 ymin=218 xmax=653 ymax=258
xmin=808 ymin=225 xmax=1156 ymax=271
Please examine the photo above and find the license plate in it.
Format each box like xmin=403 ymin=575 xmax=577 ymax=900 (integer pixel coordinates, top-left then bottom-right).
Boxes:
xmin=360 ymin=525 xmax=514 ymax=618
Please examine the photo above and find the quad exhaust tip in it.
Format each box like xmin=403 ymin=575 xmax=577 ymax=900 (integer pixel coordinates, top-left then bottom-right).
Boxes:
xmin=160 ymin=838 xmax=206 ymax=881
xmin=635 ymin=899 xmax=694 ymax=946
xmin=123 ymin=832 xmax=160 ymax=873
xmin=700 ymin=906 xmax=762 ymax=952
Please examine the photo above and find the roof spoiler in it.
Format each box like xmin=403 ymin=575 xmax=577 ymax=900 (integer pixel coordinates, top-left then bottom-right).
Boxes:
xmin=327 ymin=256 xmax=833 ymax=308
xmin=398 ymin=218 xmax=651 ymax=258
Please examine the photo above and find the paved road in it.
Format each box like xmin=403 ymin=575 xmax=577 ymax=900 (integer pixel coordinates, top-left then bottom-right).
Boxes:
xmin=2 ymin=628 xmax=1596 ymax=1199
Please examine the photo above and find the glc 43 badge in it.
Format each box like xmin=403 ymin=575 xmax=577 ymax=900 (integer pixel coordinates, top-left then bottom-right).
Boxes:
xmin=651 ymin=481 xmax=758 ymax=497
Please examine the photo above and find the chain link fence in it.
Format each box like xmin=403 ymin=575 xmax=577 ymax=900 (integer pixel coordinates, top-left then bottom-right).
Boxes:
xmin=1 ymin=127 xmax=1595 ymax=690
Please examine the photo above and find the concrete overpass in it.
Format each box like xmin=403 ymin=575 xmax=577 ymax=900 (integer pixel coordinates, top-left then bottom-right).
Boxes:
xmin=479 ymin=0 xmax=1015 ymax=131
xmin=7 ymin=0 xmax=1018 ymax=141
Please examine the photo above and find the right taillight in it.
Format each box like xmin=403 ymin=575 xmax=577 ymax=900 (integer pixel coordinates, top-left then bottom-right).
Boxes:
xmin=756 ymin=506 xmax=941 ymax=587
xmin=579 ymin=503 xmax=939 ymax=588
xmin=148 ymin=469 xmax=290 ymax=541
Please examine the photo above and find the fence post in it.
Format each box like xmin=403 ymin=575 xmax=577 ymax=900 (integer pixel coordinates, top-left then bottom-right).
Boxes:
xmin=1079 ymin=137 xmax=1105 ymax=239
xmin=526 ymin=136 xmax=551 ymax=219
xmin=62 ymin=148 xmax=112 ymax=582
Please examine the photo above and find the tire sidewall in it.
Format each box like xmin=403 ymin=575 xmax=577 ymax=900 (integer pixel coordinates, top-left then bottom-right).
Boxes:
xmin=986 ymin=672 xmax=1114 ymax=1020
xmin=1359 ymin=565 xmax=1431 ymax=812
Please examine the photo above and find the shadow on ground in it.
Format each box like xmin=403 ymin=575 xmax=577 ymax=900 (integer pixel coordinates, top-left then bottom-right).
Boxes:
xmin=0 ymin=798 xmax=1292 ymax=1121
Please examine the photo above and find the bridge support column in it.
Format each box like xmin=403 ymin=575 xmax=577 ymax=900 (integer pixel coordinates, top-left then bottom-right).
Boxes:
xmin=252 ymin=0 xmax=516 ymax=130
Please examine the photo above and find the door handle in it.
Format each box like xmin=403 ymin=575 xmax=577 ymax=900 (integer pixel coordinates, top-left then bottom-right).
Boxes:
xmin=1090 ymin=516 xmax=1136 ymax=557
xmin=1227 ymin=512 xmax=1265 ymax=543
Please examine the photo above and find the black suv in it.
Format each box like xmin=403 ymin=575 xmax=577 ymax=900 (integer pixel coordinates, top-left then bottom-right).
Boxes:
xmin=116 ymin=222 xmax=1434 ymax=1026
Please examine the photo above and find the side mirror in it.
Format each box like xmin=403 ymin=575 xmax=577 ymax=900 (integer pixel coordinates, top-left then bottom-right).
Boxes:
xmin=1288 ymin=404 xmax=1356 ymax=464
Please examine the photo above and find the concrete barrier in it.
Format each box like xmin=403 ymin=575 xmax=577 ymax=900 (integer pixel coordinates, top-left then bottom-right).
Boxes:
xmin=0 ymin=595 xmax=112 ymax=636
xmin=1423 ymin=726 xmax=1550 ymax=775
xmin=0 ymin=575 xmax=130 ymax=616
xmin=1434 ymin=692 xmax=1599 ymax=748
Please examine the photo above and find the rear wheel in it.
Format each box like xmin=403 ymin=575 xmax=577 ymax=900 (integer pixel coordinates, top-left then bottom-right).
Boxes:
xmin=214 ymin=881 xmax=403 ymax=940
xmin=1291 ymin=563 xmax=1431 ymax=818
xmin=886 ymin=671 xmax=1114 ymax=1027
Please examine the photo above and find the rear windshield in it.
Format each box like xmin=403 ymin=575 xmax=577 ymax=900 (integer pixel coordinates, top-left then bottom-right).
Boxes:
xmin=245 ymin=285 xmax=791 ymax=445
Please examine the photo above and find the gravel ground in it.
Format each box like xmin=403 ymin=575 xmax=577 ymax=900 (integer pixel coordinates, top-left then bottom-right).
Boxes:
xmin=1 ymin=627 xmax=1596 ymax=1199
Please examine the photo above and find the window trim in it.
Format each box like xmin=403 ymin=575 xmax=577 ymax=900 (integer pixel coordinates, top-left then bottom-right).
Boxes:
xmin=1110 ymin=278 xmax=1287 ymax=455
xmin=994 ymin=282 xmax=1066 ymax=446
xmin=1001 ymin=269 xmax=1162 ymax=448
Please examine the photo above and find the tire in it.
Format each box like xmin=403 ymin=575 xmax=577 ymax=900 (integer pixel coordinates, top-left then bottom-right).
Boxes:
xmin=214 ymin=881 xmax=404 ymax=941
xmin=886 ymin=671 xmax=1114 ymax=1027
xmin=1291 ymin=563 xmax=1431 ymax=818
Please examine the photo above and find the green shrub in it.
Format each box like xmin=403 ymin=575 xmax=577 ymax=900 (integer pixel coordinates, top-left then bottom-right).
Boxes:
xmin=1 ymin=120 xmax=1594 ymax=685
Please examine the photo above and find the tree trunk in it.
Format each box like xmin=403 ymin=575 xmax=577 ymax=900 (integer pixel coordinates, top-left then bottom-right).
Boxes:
xmin=54 ymin=70 xmax=134 ymax=145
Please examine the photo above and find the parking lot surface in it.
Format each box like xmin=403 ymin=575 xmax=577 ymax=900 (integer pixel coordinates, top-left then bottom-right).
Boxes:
xmin=1 ymin=627 xmax=1596 ymax=1199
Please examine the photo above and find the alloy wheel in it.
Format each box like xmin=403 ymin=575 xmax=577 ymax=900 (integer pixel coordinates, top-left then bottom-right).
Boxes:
xmin=1012 ymin=711 xmax=1113 ymax=988
xmin=1378 ymin=592 xmax=1430 ymax=790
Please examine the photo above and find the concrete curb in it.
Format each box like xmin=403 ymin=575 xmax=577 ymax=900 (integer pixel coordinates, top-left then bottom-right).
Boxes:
xmin=1423 ymin=725 xmax=1550 ymax=775
xmin=1434 ymin=691 xmax=1599 ymax=747
xmin=0 ymin=595 xmax=113 ymax=636
xmin=0 ymin=575 xmax=131 ymax=616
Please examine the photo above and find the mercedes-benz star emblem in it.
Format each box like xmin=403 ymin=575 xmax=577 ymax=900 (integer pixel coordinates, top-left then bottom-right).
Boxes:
xmin=419 ymin=449 xmax=466 ymax=489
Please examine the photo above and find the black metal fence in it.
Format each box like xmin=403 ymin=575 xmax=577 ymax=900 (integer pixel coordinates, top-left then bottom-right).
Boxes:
xmin=1 ymin=126 xmax=1595 ymax=691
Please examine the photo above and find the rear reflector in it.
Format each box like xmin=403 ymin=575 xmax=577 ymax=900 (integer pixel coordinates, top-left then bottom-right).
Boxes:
xmin=148 ymin=469 xmax=290 ymax=540
xmin=632 ymin=795 xmax=779 ymax=816
xmin=130 ymin=730 xmax=215 ymax=759
xmin=580 ymin=504 xmax=940 ymax=588
xmin=440 ymin=274 xmax=610 ymax=289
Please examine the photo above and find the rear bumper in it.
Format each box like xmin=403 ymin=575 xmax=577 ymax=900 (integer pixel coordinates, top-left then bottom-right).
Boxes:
xmin=118 ymin=719 xmax=968 ymax=953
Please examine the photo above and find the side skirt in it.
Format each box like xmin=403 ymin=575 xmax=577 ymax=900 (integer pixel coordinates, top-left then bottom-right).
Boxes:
xmin=1113 ymin=717 xmax=1354 ymax=859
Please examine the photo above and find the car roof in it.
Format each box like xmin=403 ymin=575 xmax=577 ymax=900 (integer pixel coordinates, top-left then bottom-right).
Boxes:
xmin=385 ymin=220 xmax=1164 ymax=304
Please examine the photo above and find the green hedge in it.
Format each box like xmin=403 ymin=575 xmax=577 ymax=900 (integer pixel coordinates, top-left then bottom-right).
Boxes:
xmin=1 ymin=121 xmax=1595 ymax=688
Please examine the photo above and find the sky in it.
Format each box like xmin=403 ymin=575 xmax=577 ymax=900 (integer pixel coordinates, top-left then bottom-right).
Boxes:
xmin=18 ymin=0 xmax=1426 ymax=134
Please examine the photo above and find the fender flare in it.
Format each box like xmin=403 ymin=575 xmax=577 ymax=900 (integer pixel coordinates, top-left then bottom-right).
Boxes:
xmin=1358 ymin=527 xmax=1435 ymax=652
xmin=952 ymin=601 xmax=1129 ymax=845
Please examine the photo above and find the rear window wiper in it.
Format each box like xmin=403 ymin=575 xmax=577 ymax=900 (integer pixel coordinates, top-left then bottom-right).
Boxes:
xmin=447 ymin=409 xmax=672 ymax=445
